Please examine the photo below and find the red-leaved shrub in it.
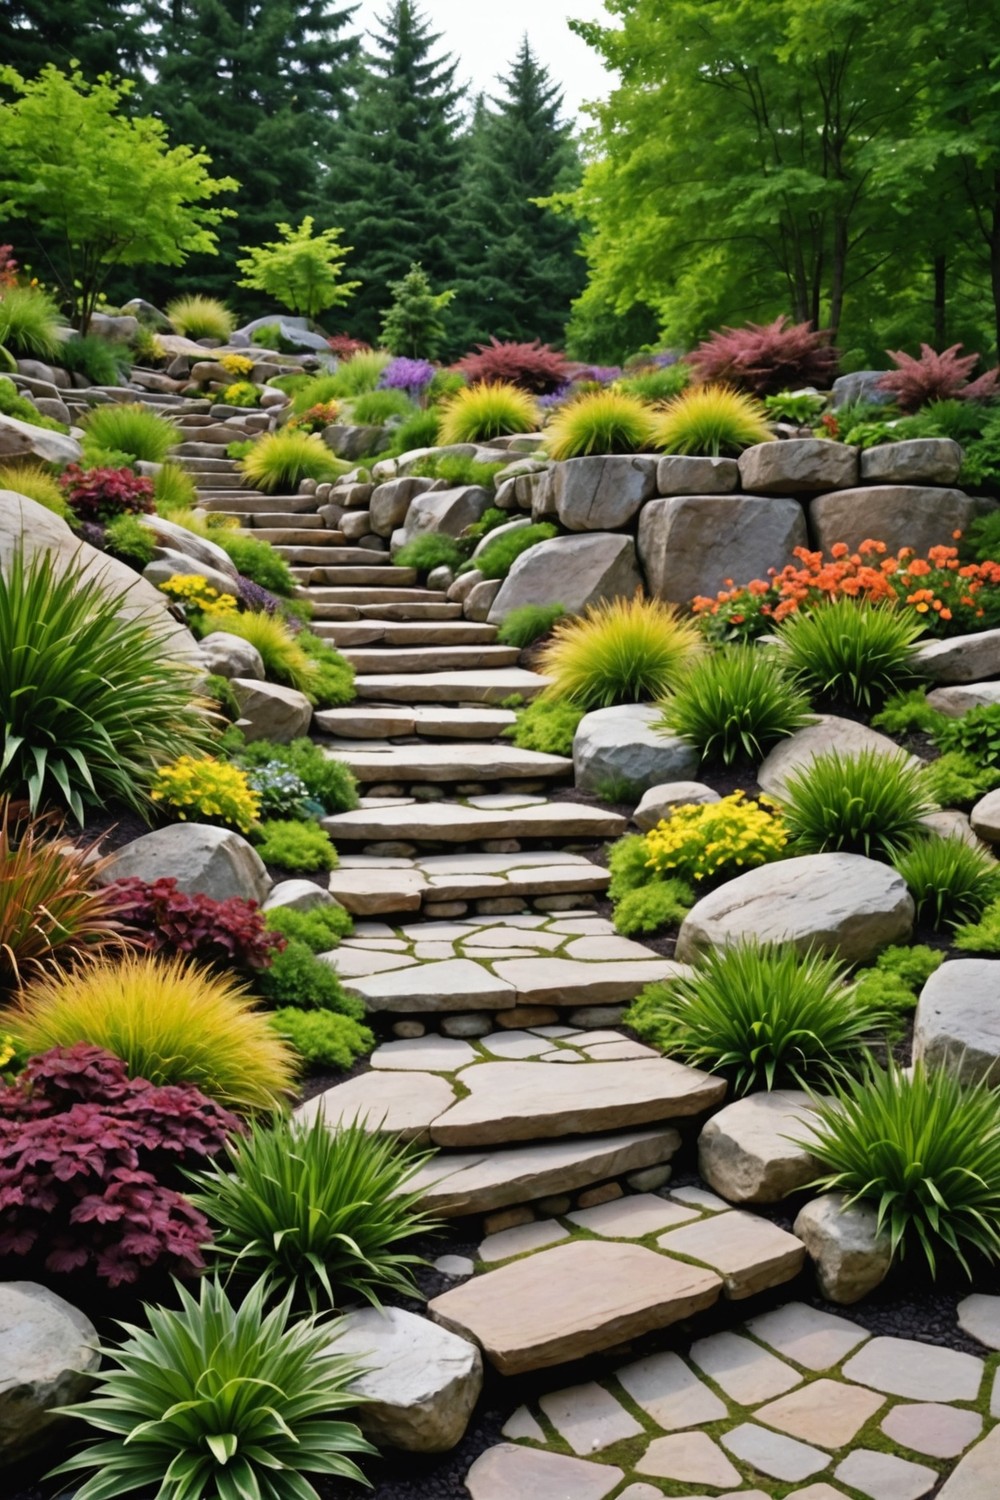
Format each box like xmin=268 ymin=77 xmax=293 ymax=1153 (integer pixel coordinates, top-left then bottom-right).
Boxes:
xmin=60 ymin=463 xmax=155 ymax=523
xmin=106 ymin=877 xmax=283 ymax=973
xmin=327 ymin=334 xmax=372 ymax=359
xmin=457 ymin=338 xmax=570 ymax=395
xmin=876 ymin=343 xmax=1000 ymax=412
xmin=0 ymin=1044 xmax=239 ymax=1286
xmin=690 ymin=316 xmax=840 ymax=397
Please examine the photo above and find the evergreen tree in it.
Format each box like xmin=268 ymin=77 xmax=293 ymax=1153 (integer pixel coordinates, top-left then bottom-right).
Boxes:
xmin=143 ymin=0 xmax=359 ymax=305
xmin=0 ymin=1 xmax=145 ymax=82
xmin=379 ymin=261 xmax=453 ymax=356
xmin=326 ymin=1 xmax=465 ymax=344
xmin=450 ymin=37 xmax=585 ymax=350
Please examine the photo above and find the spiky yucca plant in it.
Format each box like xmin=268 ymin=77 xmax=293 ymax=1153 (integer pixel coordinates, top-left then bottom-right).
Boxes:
xmin=654 ymin=384 xmax=772 ymax=456
xmin=437 ymin=380 xmax=539 ymax=445
xmin=538 ymin=595 xmax=703 ymax=708
xmin=164 ymin=293 xmax=236 ymax=342
xmin=544 ymin=389 xmax=658 ymax=459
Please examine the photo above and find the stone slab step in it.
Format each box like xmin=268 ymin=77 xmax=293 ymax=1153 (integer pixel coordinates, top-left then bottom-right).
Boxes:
xmin=200 ymin=493 xmax=320 ymax=514
xmin=312 ymin=620 xmax=498 ymax=647
xmin=342 ymin=955 xmax=678 ymax=1014
xmin=353 ymin=666 xmax=550 ymax=704
xmin=315 ymin=705 xmax=516 ymax=739
xmin=252 ymin=528 xmax=346 ymax=546
xmin=276 ymin=546 xmax=394 ymax=566
xmin=173 ymin=456 xmax=240 ymax=472
xmin=328 ymin=850 xmax=609 ymax=914
xmin=342 ymin=644 xmax=521 ymax=675
xmin=185 ymin=471 xmax=246 ymax=489
xmin=326 ymin=742 xmax=570 ymax=783
xmin=292 ymin=566 xmax=420 ymax=587
xmin=323 ymin=798 xmax=623 ymax=843
xmin=304 ymin=587 xmax=450 ymax=608
xmin=245 ymin=513 xmax=328 ymax=530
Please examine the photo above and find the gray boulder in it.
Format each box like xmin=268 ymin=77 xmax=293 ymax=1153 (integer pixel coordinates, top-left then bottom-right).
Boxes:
xmin=121 ymin=297 xmax=172 ymax=330
xmin=757 ymin=716 xmax=912 ymax=800
xmin=542 ymin=454 xmax=658 ymax=531
xmin=914 ymin=628 xmax=1000 ymax=684
xmin=199 ymin=631 xmax=265 ymax=680
xmin=739 ymin=439 xmax=858 ymax=495
xmin=99 ymin=823 xmax=270 ymax=903
xmin=676 ymin=852 xmax=914 ymax=964
xmin=793 ymin=1194 xmax=893 ymax=1304
xmin=488 ymin=532 xmax=643 ymax=622
xmin=928 ymin=682 xmax=1000 ymax=717
xmin=400 ymin=486 xmax=492 ymax=543
xmin=573 ymin=703 xmax=699 ymax=794
xmin=634 ymin=781 xmax=720 ymax=832
xmin=913 ymin=959 xmax=1000 ymax=1086
xmin=145 ymin=552 xmax=239 ymax=599
xmin=638 ymin=494 xmax=808 ymax=607
xmin=470 ymin=516 xmax=531 ymax=560
xmin=860 ymin=438 xmax=963 ymax=486
xmin=698 ymin=1091 xmax=823 ymax=1205
xmin=137 ymin=514 xmax=239 ymax=578
xmin=370 ymin=477 xmax=437 ymax=537
xmin=0 ymin=411 xmax=81 ymax=465
xmin=831 ymin=371 xmax=895 ymax=408
xmin=263 ymin=880 xmax=341 ymax=913
xmin=810 ymin=485 xmax=976 ymax=557
xmin=230 ymin=678 xmax=313 ymax=742
xmin=656 ymin=455 xmax=739 ymax=495
xmin=233 ymin=314 xmax=333 ymax=353
xmin=0 ymin=1283 xmax=100 ymax=1461
xmin=464 ymin=578 xmax=502 ymax=621
xmin=971 ymin=790 xmax=1000 ymax=844
xmin=33 ymin=396 xmax=72 ymax=425
xmin=323 ymin=424 xmax=390 ymax=461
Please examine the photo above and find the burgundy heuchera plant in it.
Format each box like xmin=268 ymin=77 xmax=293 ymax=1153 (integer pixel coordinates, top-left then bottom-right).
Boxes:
xmin=106 ymin=876 xmax=284 ymax=973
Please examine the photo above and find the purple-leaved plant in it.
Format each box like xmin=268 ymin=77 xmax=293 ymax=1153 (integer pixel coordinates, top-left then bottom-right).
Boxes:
xmin=378 ymin=357 xmax=436 ymax=399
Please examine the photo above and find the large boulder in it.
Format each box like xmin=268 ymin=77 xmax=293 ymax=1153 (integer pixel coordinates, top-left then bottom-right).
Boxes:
xmin=0 ymin=412 xmax=81 ymax=466
xmin=331 ymin=1306 xmax=483 ymax=1453
xmin=914 ymin=628 xmax=1000 ymax=684
xmin=233 ymin=314 xmax=333 ymax=353
xmin=199 ymin=631 xmax=265 ymax=680
xmin=230 ymin=678 xmax=313 ymax=742
xmin=573 ymin=704 xmax=699 ymax=794
xmin=698 ymin=1091 xmax=823 ymax=1205
xmin=98 ymin=823 xmax=270 ymax=903
xmin=757 ymin=716 xmax=914 ymax=800
xmin=399 ymin=486 xmax=492 ymax=543
xmin=470 ymin=516 xmax=531 ymax=560
xmin=860 ymin=438 xmax=963 ymax=486
xmin=793 ymin=1194 xmax=893 ymax=1304
xmin=927 ymin=682 xmax=1000 ymax=717
xmin=739 ymin=439 xmax=858 ymax=495
xmin=138 ymin=518 xmax=238 ymax=578
xmin=637 ymin=495 xmax=808 ymax=607
xmin=656 ymin=455 xmax=739 ymax=495
xmin=369 ymin=477 xmax=437 ymax=537
xmin=810 ymin=485 xmax=976 ymax=556
xmin=144 ymin=552 xmax=240 ymax=599
xmin=913 ymin=959 xmax=1000 ymax=1086
xmin=541 ymin=454 xmax=658 ymax=531
xmin=488 ymin=533 xmax=643 ymax=622
xmin=324 ymin=424 xmax=390 ymax=462
xmin=971 ymin=790 xmax=1000 ymax=844
xmin=0 ymin=1282 xmax=100 ymax=1461
xmin=831 ymin=371 xmax=895 ymax=408
xmin=0 ymin=492 xmax=198 ymax=662
xmin=676 ymin=852 xmax=914 ymax=964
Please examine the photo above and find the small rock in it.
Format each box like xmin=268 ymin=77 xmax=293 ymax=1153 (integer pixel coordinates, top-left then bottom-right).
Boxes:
xmin=535 ymin=1193 xmax=573 ymax=1215
xmin=793 ymin=1193 xmax=892 ymax=1304
xmin=427 ymin=564 xmax=454 ymax=590
xmin=914 ymin=627 xmax=1000 ymax=684
xmin=262 ymin=880 xmax=338 ymax=913
xmin=913 ymin=958 xmax=1000 ymax=1085
xmin=574 ymin=703 xmax=699 ymax=795
xmin=0 ymin=1282 xmax=100 ymax=1461
xmin=971 ymin=789 xmax=1000 ymax=844
xmin=576 ymin=1181 xmax=623 ymax=1209
xmin=435 ymin=1254 xmax=475 ymax=1278
xmin=496 ymin=1005 xmax=559 ymax=1027
xmin=627 ymin=1164 xmax=673 ymax=1192
xmin=957 ymin=1293 xmax=1000 ymax=1351
xmin=424 ymin=900 xmax=468 ymax=918
xmin=567 ymin=1005 xmax=626 ymax=1027
xmin=393 ymin=1021 xmax=426 ymax=1039
xmin=635 ymin=780 xmax=720 ymax=831
xmin=698 ymin=1091 xmax=822 ymax=1204
xmin=465 ymin=577 xmax=502 ymax=620
xmin=199 ymin=630 xmax=265 ymax=680
xmin=483 ymin=1205 xmax=535 ymax=1236
xmin=230 ymin=678 xmax=313 ymax=742
xmin=441 ymin=1014 xmax=492 ymax=1038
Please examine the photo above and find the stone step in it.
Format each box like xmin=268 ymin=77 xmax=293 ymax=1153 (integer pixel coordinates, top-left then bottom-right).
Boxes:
xmin=323 ymin=797 xmax=624 ymax=844
xmin=292 ymin=565 xmax=420 ymax=587
xmin=315 ymin=705 xmax=516 ymax=740
xmin=353 ymin=666 xmax=549 ymax=704
xmin=252 ymin=528 xmax=346 ymax=546
xmin=305 ymin=591 xmax=460 ymax=616
xmin=327 ymin=850 xmax=610 ymax=915
xmin=173 ymin=456 xmax=240 ymax=472
xmin=277 ymin=546 xmax=395 ymax=567
xmin=326 ymin=742 xmax=570 ymax=783
xmin=183 ymin=471 xmax=246 ymax=489
xmin=311 ymin=620 xmax=498 ymax=647
xmin=245 ymin=512 xmax=327 ymax=530
xmin=341 ymin=644 xmax=521 ymax=675
xmin=199 ymin=493 xmax=320 ymax=514
xmin=174 ymin=439 xmax=247 ymax=457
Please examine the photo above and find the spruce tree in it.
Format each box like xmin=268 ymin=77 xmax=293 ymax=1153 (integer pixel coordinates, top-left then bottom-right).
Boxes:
xmin=379 ymin=262 xmax=452 ymax=357
xmin=451 ymin=37 xmax=585 ymax=350
xmin=326 ymin=1 xmax=465 ymax=344
xmin=0 ymin=1 xmax=145 ymax=82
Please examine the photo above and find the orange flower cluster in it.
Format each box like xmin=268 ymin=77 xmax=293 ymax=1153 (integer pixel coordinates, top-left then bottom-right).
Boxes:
xmin=694 ymin=538 xmax=1000 ymax=641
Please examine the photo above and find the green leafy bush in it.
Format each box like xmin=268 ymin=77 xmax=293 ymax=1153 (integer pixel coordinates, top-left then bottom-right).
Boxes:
xmin=613 ymin=878 xmax=694 ymax=936
xmin=954 ymin=895 xmax=1000 ymax=953
xmin=497 ymin=603 xmax=566 ymax=648
xmin=654 ymin=384 xmax=772 ymax=456
xmin=393 ymin=533 xmax=465 ymax=574
xmin=0 ymin=546 xmax=207 ymax=821
xmin=658 ymin=644 xmax=812 ymax=765
xmin=227 ymin=734 xmax=358 ymax=813
xmin=252 ymin=820 xmax=337 ymax=872
xmin=165 ymin=293 xmax=235 ymax=341
xmin=762 ymin=390 xmax=828 ymax=425
xmin=211 ymin=531 xmax=294 ymax=594
xmin=933 ymin=703 xmax=1000 ymax=765
xmin=0 ymin=379 xmax=67 ymax=431
xmin=853 ymin=943 xmax=943 ymax=1023
xmin=616 ymin=363 xmax=690 ymax=402
xmin=350 ymin=388 xmax=414 ymax=424
xmin=538 ymin=595 xmax=703 ymax=708
xmin=240 ymin=429 xmax=345 ymax=492
xmin=545 ymin=389 xmax=657 ymax=459
xmin=506 ymin=696 xmax=583 ymax=755
xmin=153 ymin=462 xmax=199 ymax=514
xmin=608 ymin=832 xmax=655 ymax=899
xmin=52 ymin=1276 xmax=374 ymax=1500
xmin=192 ymin=1114 xmax=430 ymax=1311
xmin=476 ymin=521 xmax=557 ymax=580
xmin=151 ymin=754 xmax=260 ymax=834
xmin=387 ymin=406 xmax=441 ymax=455
xmin=104 ymin=513 xmax=156 ymax=566
xmin=82 ymin=402 xmax=180 ymax=465
xmin=409 ymin=454 xmax=506 ymax=488
xmin=921 ymin=750 xmax=1000 ymax=807
xmin=0 ymin=284 xmax=64 ymax=360
xmin=803 ymin=1059 xmax=1000 ymax=1276
xmin=299 ymin=630 xmax=356 ymax=708
xmin=256 ymin=939 xmax=362 ymax=1018
xmin=777 ymin=597 xmax=925 ymax=711
xmin=893 ymin=834 xmax=1000 ymax=929
xmin=265 ymin=903 xmax=353 ymax=952
xmin=781 ymin=747 xmax=936 ymax=860
xmin=626 ymin=940 xmax=884 ymax=1094
xmin=236 ymin=217 xmax=359 ymax=320
xmin=269 ymin=1007 xmax=373 ymax=1070
xmin=0 ymin=463 xmax=71 ymax=519
xmin=965 ymin=506 xmax=1000 ymax=560
xmin=872 ymin=689 xmax=946 ymax=737
xmin=438 ymin=380 xmax=538 ymax=444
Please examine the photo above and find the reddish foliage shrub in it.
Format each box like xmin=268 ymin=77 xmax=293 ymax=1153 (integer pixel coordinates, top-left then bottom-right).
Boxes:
xmin=0 ymin=1044 xmax=239 ymax=1286
xmin=60 ymin=463 xmax=155 ymax=523
xmin=457 ymin=337 xmax=570 ymax=395
xmin=689 ymin=316 xmax=840 ymax=397
xmin=106 ymin=877 xmax=284 ymax=973
xmin=327 ymin=334 xmax=371 ymax=359
xmin=876 ymin=343 xmax=1000 ymax=412
xmin=0 ymin=246 xmax=18 ymax=288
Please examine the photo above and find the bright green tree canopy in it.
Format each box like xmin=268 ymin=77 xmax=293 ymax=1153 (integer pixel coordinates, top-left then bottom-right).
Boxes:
xmin=237 ymin=217 xmax=360 ymax=320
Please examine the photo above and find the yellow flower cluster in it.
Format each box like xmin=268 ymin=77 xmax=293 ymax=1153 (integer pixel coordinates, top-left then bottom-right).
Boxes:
xmin=219 ymin=352 xmax=254 ymax=377
xmin=643 ymin=791 xmax=787 ymax=884
xmin=151 ymin=755 xmax=261 ymax=835
xmin=159 ymin=574 xmax=238 ymax=615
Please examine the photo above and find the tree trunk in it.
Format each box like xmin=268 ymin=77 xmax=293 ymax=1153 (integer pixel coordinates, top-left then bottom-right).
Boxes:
xmin=828 ymin=216 xmax=848 ymax=338
xmin=933 ymin=255 xmax=947 ymax=348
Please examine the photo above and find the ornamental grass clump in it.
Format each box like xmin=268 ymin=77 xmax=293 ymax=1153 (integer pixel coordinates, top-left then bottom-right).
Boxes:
xmin=780 ymin=747 xmax=937 ymax=860
xmin=626 ymin=940 xmax=887 ymax=1094
xmin=0 ymin=462 xmax=71 ymax=519
xmin=0 ymin=283 xmax=64 ymax=360
xmin=52 ymin=1276 xmax=375 ymax=1500
xmin=802 ymin=1059 xmax=1000 ymax=1276
xmin=653 ymin=383 xmax=772 ymax=456
xmin=658 ymin=645 xmax=813 ymax=766
xmin=239 ymin=428 xmax=344 ymax=492
xmin=537 ymin=595 xmax=703 ymax=708
xmin=191 ymin=1113 xmax=432 ymax=1311
xmin=641 ymin=791 xmax=787 ymax=885
xmin=892 ymin=834 xmax=1000 ymax=931
xmin=82 ymin=402 xmax=181 ymax=465
xmin=438 ymin=380 xmax=539 ymax=444
xmin=153 ymin=461 xmax=199 ymax=514
xmin=776 ymin=596 xmax=925 ymax=710
xmin=164 ymin=292 xmax=235 ymax=342
xmin=543 ymin=389 xmax=657 ymax=459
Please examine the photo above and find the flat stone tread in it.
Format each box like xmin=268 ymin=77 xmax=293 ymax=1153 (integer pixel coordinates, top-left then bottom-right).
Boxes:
xmin=305 ymin=587 xmax=448 ymax=604
xmin=322 ymin=799 xmax=626 ymax=842
xmin=315 ymin=705 xmax=517 ymax=740
xmin=341 ymin=644 xmax=522 ymax=673
xmin=315 ymin=621 xmax=500 ymax=646
xmin=352 ymin=666 xmax=552 ymax=703
xmin=293 ymin=566 xmax=421 ymax=586
xmin=278 ymin=546 xmax=394 ymax=565
xmin=326 ymin=742 xmax=572 ymax=781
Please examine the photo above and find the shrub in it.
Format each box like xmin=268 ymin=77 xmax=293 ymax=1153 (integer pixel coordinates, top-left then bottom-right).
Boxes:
xmin=298 ymin=630 xmax=356 ymax=708
xmin=643 ymin=791 xmax=788 ymax=885
xmin=803 ymin=1059 xmax=1000 ymax=1276
xmin=505 ymin=696 xmax=584 ymax=755
xmin=228 ymin=734 xmax=358 ymax=813
xmin=613 ymin=878 xmax=694 ymax=936
xmin=240 ymin=428 xmax=344 ymax=492
xmin=476 ymin=521 xmax=557 ymax=579
xmin=4 ymin=953 xmax=296 ymax=1112
xmin=252 ymin=819 xmax=337 ymax=872
xmin=0 ymin=283 xmax=64 ymax=360
xmin=0 ymin=1044 xmax=237 ymax=1287
xmin=236 ymin=217 xmax=359 ymax=321
xmin=922 ymin=749 xmax=1000 ymax=808
xmin=933 ymin=702 xmax=1000 ymax=765
xmin=893 ymin=834 xmax=1000 ymax=930
xmin=0 ymin=546 xmax=208 ymax=821
xmin=438 ymin=380 xmax=539 ymax=444
xmin=150 ymin=755 xmax=261 ymax=834
xmin=327 ymin=333 xmax=371 ymax=358
xmin=256 ymin=940 xmax=362 ymax=1018
xmin=465 ymin=505 xmax=511 ymax=540
xmin=153 ymin=461 xmax=199 ymax=514
xmin=538 ymin=595 xmax=702 ymax=708
xmin=219 ymin=379 xmax=259 ymax=407
xmin=0 ymin=462 xmax=71 ymax=520
xmin=269 ymin=1008 xmax=373 ymax=1070
xmin=245 ymin=760 xmax=309 ymax=818
xmin=762 ymin=390 xmax=828 ymax=425
xmin=212 ymin=530 xmax=294 ymax=595
xmin=329 ymin=347 xmax=392 ymax=397
xmin=544 ymin=389 xmax=657 ymax=459
xmin=458 ymin=337 xmax=570 ymax=395
xmin=350 ymin=387 xmax=414 ymax=424
xmin=853 ymin=944 xmax=943 ymax=1024
xmin=776 ymin=597 xmax=925 ymax=711
xmin=497 ymin=603 xmax=566 ymax=648
xmin=409 ymin=453 xmax=506 ymax=488
xmin=199 ymin=610 xmax=316 ymax=695
xmin=379 ymin=355 xmax=436 ymax=397
xmin=82 ymin=402 xmax=180 ymax=464
xmin=387 ymin=406 xmax=441 ymax=455
xmin=393 ymin=533 xmax=465 ymax=575
xmin=616 ymin=363 xmax=691 ymax=402
xmin=0 ymin=806 xmax=129 ymax=993
xmin=264 ymin=902 xmax=351 ymax=950
xmin=107 ymin=877 xmax=281 ymax=974
xmin=192 ymin=1113 xmax=430 ymax=1310
xmin=626 ymin=941 xmax=885 ymax=1094
xmin=608 ymin=831 xmax=656 ymax=899
xmin=286 ymin=399 xmax=340 ymax=435
xmin=165 ymin=293 xmax=235 ymax=342
xmin=658 ymin=645 xmax=812 ymax=766
xmin=59 ymin=333 xmax=129 ymax=386
xmin=689 ymin=316 xmax=839 ymax=396
xmin=162 ymin=573 xmax=239 ymax=618
xmin=104 ymin=513 xmax=156 ymax=566
xmin=52 ymin=1276 xmax=375 ymax=1500
xmin=876 ymin=342 xmax=999 ymax=413
xmin=780 ymin=747 xmax=936 ymax=859
xmin=60 ymin=461 xmax=155 ymax=522
xmin=290 ymin=372 xmax=344 ymax=413
xmin=871 ymin=689 xmax=946 ymax=737
xmin=654 ymin=384 xmax=772 ymax=456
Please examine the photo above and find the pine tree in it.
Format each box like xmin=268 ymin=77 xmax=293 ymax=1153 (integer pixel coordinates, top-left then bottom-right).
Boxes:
xmin=450 ymin=37 xmax=585 ymax=350
xmin=379 ymin=261 xmax=453 ymax=356
xmin=325 ymin=1 xmax=465 ymax=344
xmin=142 ymin=0 xmax=359 ymax=305
xmin=0 ymin=1 xmax=145 ymax=82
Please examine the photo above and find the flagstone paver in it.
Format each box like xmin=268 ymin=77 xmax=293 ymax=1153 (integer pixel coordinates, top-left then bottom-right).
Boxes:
xmin=615 ymin=1350 xmax=728 ymax=1429
xmin=833 ymin=1448 xmax=938 ymax=1500
xmin=880 ymin=1401 xmax=983 ymax=1459
xmin=567 ymin=1191 xmax=700 ymax=1237
xmin=537 ymin=1380 xmax=643 ymax=1454
xmin=755 ymin=1379 xmax=884 ymax=1447
xmin=937 ymin=1423 xmax=1000 ymax=1498
xmin=957 ymin=1291 xmax=1000 ymax=1350
xmin=478 ymin=1219 xmax=569 ymax=1263
xmin=500 ymin=1406 xmax=544 ymax=1441
xmin=295 ymin=1068 xmax=455 ymax=1142
xmin=656 ymin=1208 xmax=806 ymax=1297
xmin=745 ymin=1302 xmax=870 ymax=1371
xmin=841 ymin=1335 xmax=984 ymax=1402
xmin=721 ymin=1421 xmax=830 ymax=1482
xmin=635 ymin=1431 xmax=742 ymax=1487
xmin=465 ymin=1443 xmax=623 ymax=1499
xmin=690 ymin=1331 xmax=802 ymax=1404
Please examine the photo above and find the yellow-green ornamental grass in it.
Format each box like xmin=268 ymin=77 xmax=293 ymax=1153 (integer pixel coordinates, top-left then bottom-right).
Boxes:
xmin=654 ymin=383 xmax=772 ymax=456
xmin=437 ymin=381 xmax=539 ymax=445
xmin=545 ymin=389 xmax=657 ymax=460
xmin=538 ymin=595 xmax=703 ymax=708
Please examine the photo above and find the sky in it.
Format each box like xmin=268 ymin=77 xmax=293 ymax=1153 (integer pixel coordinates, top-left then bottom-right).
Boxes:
xmin=348 ymin=1 xmax=615 ymax=121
